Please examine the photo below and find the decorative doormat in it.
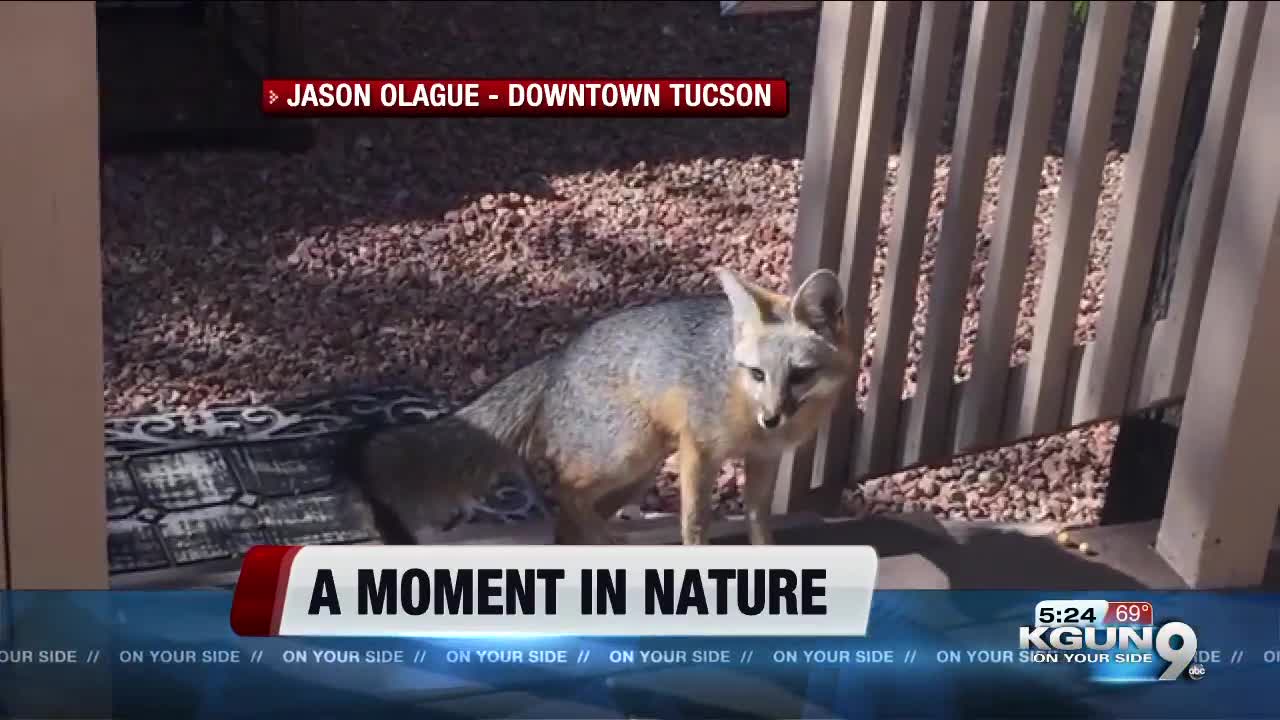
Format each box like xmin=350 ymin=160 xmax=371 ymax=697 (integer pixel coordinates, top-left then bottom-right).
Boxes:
xmin=105 ymin=388 xmax=551 ymax=589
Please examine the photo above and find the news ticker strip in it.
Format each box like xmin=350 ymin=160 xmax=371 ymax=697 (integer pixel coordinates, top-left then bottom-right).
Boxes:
xmin=229 ymin=545 xmax=877 ymax=637
xmin=7 ymin=591 xmax=1279 ymax=718
xmin=1 ymin=642 xmax=1269 ymax=671
xmin=260 ymin=79 xmax=789 ymax=117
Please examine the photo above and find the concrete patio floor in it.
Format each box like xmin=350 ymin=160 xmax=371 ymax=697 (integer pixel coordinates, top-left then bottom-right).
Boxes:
xmin=612 ymin=511 xmax=1280 ymax=591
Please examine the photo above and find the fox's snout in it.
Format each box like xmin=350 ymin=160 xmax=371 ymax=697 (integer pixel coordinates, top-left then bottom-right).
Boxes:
xmin=745 ymin=365 xmax=849 ymax=433
xmin=752 ymin=381 xmax=796 ymax=431
xmin=758 ymin=411 xmax=782 ymax=429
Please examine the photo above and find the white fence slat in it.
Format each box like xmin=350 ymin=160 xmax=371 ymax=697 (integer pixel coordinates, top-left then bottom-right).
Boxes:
xmin=956 ymin=1 xmax=1071 ymax=451
xmin=857 ymin=0 xmax=963 ymax=478
xmin=1073 ymin=1 xmax=1200 ymax=423
xmin=1014 ymin=1 xmax=1133 ymax=438
xmin=1136 ymin=1 xmax=1267 ymax=408
xmin=904 ymin=0 xmax=1015 ymax=465
xmin=774 ymin=0 xmax=876 ymax=510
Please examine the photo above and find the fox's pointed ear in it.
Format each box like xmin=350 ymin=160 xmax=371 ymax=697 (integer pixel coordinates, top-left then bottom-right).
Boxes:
xmin=790 ymin=269 xmax=845 ymax=338
xmin=716 ymin=267 xmax=785 ymax=329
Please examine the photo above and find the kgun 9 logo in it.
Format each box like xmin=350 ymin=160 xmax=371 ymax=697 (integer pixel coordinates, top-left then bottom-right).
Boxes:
xmin=1019 ymin=621 xmax=1199 ymax=681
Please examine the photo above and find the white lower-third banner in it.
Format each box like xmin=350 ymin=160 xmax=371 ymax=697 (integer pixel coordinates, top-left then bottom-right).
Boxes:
xmin=230 ymin=545 xmax=878 ymax=637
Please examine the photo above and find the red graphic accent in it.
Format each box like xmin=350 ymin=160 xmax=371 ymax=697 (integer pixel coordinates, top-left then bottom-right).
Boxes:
xmin=260 ymin=78 xmax=789 ymax=118
xmin=230 ymin=545 xmax=303 ymax=636
xmin=1105 ymin=600 xmax=1154 ymax=626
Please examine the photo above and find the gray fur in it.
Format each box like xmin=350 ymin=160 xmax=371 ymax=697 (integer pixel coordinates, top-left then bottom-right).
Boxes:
xmin=358 ymin=269 xmax=853 ymax=545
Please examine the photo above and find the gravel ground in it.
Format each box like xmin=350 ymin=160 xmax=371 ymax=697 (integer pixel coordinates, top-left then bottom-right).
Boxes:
xmin=102 ymin=2 xmax=1157 ymax=529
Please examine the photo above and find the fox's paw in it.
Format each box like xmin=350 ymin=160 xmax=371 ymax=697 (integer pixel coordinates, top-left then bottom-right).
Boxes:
xmin=613 ymin=504 xmax=646 ymax=521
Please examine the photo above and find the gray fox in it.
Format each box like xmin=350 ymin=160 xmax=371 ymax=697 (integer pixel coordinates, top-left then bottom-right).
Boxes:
xmin=353 ymin=267 xmax=855 ymax=545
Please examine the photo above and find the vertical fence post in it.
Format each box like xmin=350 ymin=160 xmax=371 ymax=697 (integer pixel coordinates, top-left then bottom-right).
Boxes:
xmin=828 ymin=0 xmax=909 ymax=488
xmin=956 ymin=1 xmax=1070 ymax=452
xmin=1015 ymin=1 xmax=1132 ymax=437
xmin=772 ymin=0 xmax=873 ymax=512
xmin=903 ymin=0 xmax=1013 ymax=465
xmin=857 ymin=0 xmax=962 ymax=477
xmin=0 ymin=5 xmax=111 ymax=716
xmin=1155 ymin=3 xmax=1280 ymax=588
xmin=0 ymin=0 xmax=108 ymax=590
xmin=1073 ymin=1 xmax=1199 ymax=423
xmin=1136 ymin=1 xmax=1266 ymax=406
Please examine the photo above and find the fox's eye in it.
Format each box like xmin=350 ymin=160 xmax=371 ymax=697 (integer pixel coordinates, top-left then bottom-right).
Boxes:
xmin=748 ymin=368 xmax=766 ymax=382
xmin=790 ymin=366 xmax=816 ymax=384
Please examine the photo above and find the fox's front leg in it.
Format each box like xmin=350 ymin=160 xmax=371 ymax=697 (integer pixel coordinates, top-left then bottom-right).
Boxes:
xmin=743 ymin=454 xmax=779 ymax=545
xmin=678 ymin=436 xmax=716 ymax=545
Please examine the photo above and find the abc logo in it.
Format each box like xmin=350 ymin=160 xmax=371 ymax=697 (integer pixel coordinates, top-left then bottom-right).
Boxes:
xmin=1187 ymin=663 xmax=1206 ymax=681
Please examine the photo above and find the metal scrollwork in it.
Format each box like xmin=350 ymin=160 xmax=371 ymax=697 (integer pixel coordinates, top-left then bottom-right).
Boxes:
xmin=104 ymin=387 xmax=454 ymax=457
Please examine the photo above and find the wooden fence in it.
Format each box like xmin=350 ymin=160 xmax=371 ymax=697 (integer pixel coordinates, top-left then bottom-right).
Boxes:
xmin=773 ymin=1 xmax=1279 ymax=587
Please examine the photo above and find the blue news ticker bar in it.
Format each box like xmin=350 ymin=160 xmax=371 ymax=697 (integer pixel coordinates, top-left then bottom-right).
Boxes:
xmin=0 ymin=590 xmax=1276 ymax=719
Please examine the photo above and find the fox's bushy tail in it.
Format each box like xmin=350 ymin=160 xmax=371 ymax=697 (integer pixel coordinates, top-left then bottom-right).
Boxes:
xmin=453 ymin=354 xmax=552 ymax=455
xmin=348 ymin=355 xmax=553 ymax=542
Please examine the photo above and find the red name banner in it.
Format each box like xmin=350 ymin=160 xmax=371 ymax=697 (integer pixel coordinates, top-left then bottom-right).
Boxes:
xmin=261 ymin=78 xmax=788 ymax=118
